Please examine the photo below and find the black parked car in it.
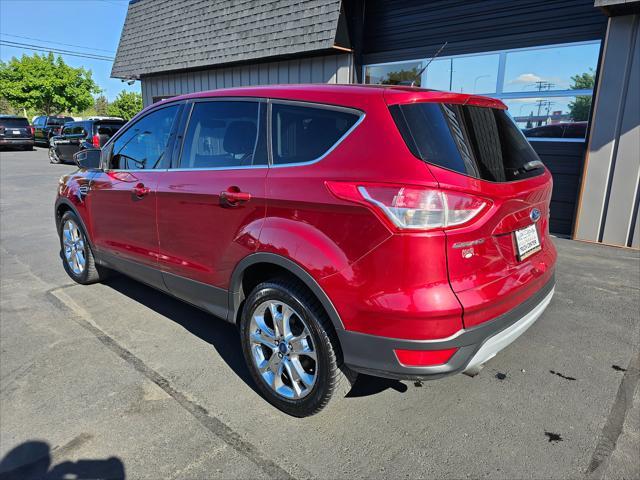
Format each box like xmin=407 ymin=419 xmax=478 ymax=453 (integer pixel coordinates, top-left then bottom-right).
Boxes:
xmin=32 ymin=115 xmax=75 ymax=146
xmin=523 ymin=121 xmax=587 ymax=139
xmin=49 ymin=118 xmax=126 ymax=164
xmin=0 ymin=115 xmax=34 ymax=150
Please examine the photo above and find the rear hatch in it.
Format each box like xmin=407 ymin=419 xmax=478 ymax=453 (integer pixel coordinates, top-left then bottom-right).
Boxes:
xmin=389 ymin=97 xmax=556 ymax=328
xmin=0 ymin=117 xmax=32 ymax=139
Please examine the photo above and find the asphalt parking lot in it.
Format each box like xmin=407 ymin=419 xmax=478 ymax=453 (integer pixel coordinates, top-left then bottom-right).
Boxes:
xmin=0 ymin=147 xmax=638 ymax=479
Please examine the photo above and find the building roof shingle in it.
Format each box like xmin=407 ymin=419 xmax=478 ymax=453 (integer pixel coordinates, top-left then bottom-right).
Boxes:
xmin=112 ymin=0 xmax=345 ymax=79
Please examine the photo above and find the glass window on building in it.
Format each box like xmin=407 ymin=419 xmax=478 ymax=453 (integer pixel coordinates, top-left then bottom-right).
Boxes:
xmin=502 ymin=96 xmax=590 ymax=138
xmin=503 ymin=43 xmax=600 ymax=93
xmin=423 ymin=54 xmax=500 ymax=94
xmin=364 ymin=61 xmax=423 ymax=87
xmin=364 ymin=41 xmax=600 ymax=141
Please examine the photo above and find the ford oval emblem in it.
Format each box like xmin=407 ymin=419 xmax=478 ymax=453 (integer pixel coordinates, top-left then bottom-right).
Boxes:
xmin=530 ymin=208 xmax=541 ymax=222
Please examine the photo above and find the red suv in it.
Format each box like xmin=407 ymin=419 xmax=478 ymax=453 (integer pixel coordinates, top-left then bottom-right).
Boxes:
xmin=55 ymin=85 xmax=556 ymax=416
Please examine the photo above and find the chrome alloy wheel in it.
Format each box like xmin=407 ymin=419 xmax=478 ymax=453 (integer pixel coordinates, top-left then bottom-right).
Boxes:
xmin=62 ymin=219 xmax=86 ymax=275
xmin=249 ymin=300 xmax=317 ymax=399
xmin=49 ymin=146 xmax=60 ymax=163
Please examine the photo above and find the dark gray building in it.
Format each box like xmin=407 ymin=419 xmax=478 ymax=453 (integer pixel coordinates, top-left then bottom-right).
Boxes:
xmin=112 ymin=0 xmax=639 ymax=248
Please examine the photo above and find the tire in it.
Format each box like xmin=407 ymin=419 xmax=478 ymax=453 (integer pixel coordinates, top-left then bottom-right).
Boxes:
xmin=58 ymin=211 xmax=108 ymax=284
xmin=49 ymin=146 xmax=61 ymax=164
xmin=240 ymin=278 xmax=357 ymax=417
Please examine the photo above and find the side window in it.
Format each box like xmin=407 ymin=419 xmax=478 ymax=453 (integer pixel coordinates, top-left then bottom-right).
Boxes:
xmin=271 ymin=104 xmax=359 ymax=165
xmin=61 ymin=125 xmax=73 ymax=135
xmin=110 ymin=105 xmax=179 ymax=170
xmin=179 ymin=101 xmax=266 ymax=169
xmin=72 ymin=126 xmax=84 ymax=135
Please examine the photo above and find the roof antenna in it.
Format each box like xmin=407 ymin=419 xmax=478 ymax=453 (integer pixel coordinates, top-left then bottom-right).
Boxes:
xmin=411 ymin=41 xmax=448 ymax=87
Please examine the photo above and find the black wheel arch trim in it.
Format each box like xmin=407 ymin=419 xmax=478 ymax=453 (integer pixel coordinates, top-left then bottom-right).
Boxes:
xmin=228 ymin=252 xmax=345 ymax=332
xmin=54 ymin=198 xmax=93 ymax=249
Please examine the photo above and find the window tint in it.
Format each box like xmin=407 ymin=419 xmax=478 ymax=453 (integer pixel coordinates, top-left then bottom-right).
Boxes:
xmin=47 ymin=117 xmax=66 ymax=126
xmin=61 ymin=126 xmax=73 ymax=135
xmin=271 ymin=104 xmax=359 ymax=165
xmin=110 ymin=105 xmax=178 ymax=170
xmin=179 ymin=101 xmax=266 ymax=169
xmin=72 ymin=125 xmax=85 ymax=135
xmin=391 ymin=102 xmax=542 ymax=183
xmin=0 ymin=117 xmax=29 ymax=128
xmin=95 ymin=122 xmax=124 ymax=138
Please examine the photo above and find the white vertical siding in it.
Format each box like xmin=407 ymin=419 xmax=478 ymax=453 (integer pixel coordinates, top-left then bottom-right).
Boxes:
xmin=141 ymin=53 xmax=354 ymax=106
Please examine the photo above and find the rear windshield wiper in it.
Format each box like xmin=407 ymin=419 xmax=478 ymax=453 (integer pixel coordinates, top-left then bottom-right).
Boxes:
xmin=520 ymin=160 xmax=544 ymax=172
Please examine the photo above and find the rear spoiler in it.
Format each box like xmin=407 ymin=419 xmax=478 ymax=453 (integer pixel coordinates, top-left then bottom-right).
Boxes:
xmin=383 ymin=88 xmax=505 ymax=110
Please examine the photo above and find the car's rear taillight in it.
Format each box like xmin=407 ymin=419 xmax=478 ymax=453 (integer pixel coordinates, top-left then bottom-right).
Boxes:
xmin=326 ymin=182 xmax=489 ymax=231
xmin=92 ymin=134 xmax=100 ymax=148
xmin=29 ymin=126 xmax=35 ymax=136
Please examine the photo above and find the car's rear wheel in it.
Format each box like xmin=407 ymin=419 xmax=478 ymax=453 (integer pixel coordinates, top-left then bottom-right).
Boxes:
xmin=58 ymin=211 xmax=107 ymax=284
xmin=240 ymin=278 xmax=356 ymax=417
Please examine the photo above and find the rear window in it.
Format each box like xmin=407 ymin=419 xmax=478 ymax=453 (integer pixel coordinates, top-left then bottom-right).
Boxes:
xmin=0 ymin=117 xmax=29 ymax=128
xmin=47 ymin=117 xmax=73 ymax=126
xmin=95 ymin=122 xmax=125 ymax=138
xmin=271 ymin=104 xmax=360 ymax=165
xmin=390 ymin=103 xmax=543 ymax=182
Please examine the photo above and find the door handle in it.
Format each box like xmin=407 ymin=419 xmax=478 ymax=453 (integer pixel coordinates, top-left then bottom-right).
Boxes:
xmin=133 ymin=182 xmax=150 ymax=198
xmin=220 ymin=187 xmax=251 ymax=206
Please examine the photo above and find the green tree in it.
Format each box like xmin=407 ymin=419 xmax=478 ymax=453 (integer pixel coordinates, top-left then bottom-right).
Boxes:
xmin=0 ymin=97 xmax=17 ymax=115
xmin=94 ymin=95 xmax=110 ymax=116
xmin=106 ymin=91 xmax=142 ymax=120
xmin=568 ymin=69 xmax=595 ymax=122
xmin=382 ymin=67 xmax=421 ymax=87
xmin=0 ymin=53 xmax=100 ymax=115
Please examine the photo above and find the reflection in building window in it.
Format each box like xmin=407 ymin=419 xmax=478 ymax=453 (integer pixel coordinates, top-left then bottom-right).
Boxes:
xmin=364 ymin=61 xmax=422 ymax=87
xmin=364 ymin=41 xmax=600 ymax=141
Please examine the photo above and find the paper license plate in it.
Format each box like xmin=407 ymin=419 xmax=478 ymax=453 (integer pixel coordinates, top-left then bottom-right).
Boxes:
xmin=514 ymin=224 xmax=541 ymax=260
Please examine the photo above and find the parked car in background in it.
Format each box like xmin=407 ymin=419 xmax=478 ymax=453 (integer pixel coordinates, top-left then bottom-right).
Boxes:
xmin=32 ymin=115 xmax=75 ymax=146
xmin=523 ymin=121 xmax=587 ymax=139
xmin=55 ymin=85 xmax=556 ymax=416
xmin=49 ymin=119 xmax=126 ymax=164
xmin=0 ymin=115 xmax=34 ymax=150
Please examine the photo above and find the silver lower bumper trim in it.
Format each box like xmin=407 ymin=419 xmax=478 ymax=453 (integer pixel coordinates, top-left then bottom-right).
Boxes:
xmin=463 ymin=287 xmax=555 ymax=372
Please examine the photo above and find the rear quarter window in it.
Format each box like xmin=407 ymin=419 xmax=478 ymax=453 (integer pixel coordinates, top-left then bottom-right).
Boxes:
xmin=271 ymin=104 xmax=360 ymax=165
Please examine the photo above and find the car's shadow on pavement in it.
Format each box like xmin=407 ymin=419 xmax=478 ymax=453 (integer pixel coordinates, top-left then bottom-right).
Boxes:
xmin=0 ymin=440 xmax=125 ymax=480
xmin=102 ymin=275 xmax=409 ymax=399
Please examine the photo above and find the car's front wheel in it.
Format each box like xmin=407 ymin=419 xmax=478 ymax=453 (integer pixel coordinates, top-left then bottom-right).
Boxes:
xmin=58 ymin=211 xmax=107 ymax=284
xmin=240 ymin=278 xmax=356 ymax=417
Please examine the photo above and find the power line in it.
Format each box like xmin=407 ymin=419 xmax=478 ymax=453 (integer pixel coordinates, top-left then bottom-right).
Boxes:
xmin=0 ymin=33 xmax=116 ymax=54
xmin=0 ymin=41 xmax=115 ymax=62
xmin=1 ymin=40 xmax=115 ymax=61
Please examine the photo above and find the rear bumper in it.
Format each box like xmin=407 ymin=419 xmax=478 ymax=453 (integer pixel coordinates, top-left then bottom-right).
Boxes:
xmin=339 ymin=273 xmax=555 ymax=380
xmin=0 ymin=138 xmax=34 ymax=146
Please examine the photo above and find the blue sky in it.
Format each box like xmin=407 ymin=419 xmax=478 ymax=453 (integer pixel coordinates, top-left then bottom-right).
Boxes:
xmin=0 ymin=0 xmax=140 ymax=101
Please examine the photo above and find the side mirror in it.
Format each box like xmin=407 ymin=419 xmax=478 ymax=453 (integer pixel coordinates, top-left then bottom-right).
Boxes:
xmin=74 ymin=148 xmax=102 ymax=170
